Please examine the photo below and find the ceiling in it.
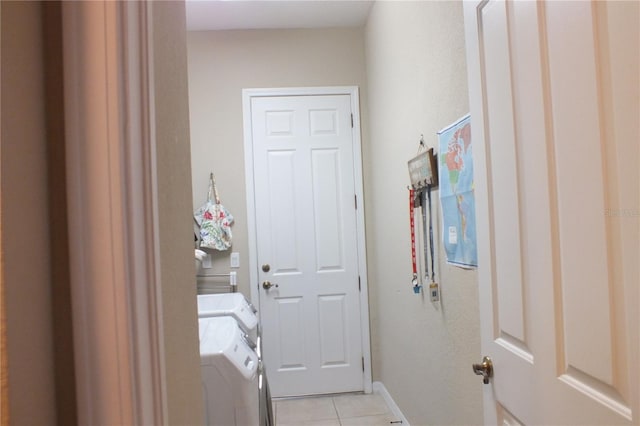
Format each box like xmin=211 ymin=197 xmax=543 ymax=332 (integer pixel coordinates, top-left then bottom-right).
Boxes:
xmin=185 ymin=0 xmax=374 ymax=31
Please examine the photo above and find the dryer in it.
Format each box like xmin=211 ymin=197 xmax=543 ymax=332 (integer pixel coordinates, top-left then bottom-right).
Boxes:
xmin=198 ymin=295 xmax=273 ymax=426
xmin=199 ymin=316 xmax=259 ymax=426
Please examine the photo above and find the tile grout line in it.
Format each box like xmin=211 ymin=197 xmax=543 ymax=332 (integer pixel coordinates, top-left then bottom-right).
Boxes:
xmin=331 ymin=396 xmax=342 ymax=425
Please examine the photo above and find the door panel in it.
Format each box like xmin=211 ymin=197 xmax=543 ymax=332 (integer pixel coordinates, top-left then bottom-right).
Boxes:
xmin=466 ymin=0 xmax=638 ymax=424
xmin=312 ymin=149 xmax=345 ymax=271
xmin=498 ymin=405 xmax=524 ymax=426
xmin=318 ymin=294 xmax=348 ymax=366
xmin=544 ymin=1 xmax=635 ymax=419
xmin=481 ymin=0 xmax=529 ymax=350
xmin=267 ymin=151 xmax=299 ymax=272
xmin=250 ymin=94 xmax=364 ymax=397
xmin=546 ymin=1 xmax=618 ymax=391
xmin=276 ymin=297 xmax=305 ymax=369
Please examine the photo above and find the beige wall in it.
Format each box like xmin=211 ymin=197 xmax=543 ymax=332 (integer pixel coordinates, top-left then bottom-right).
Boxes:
xmin=186 ymin=6 xmax=482 ymax=424
xmin=152 ymin=2 xmax=204 ymax=425
xmin=1 ymin=2 xmax=57 ymax=424
xmin=364 ymin=2 xmax=482 ymax=424
xmin=186 ymin=28 xmax=369 ymax=297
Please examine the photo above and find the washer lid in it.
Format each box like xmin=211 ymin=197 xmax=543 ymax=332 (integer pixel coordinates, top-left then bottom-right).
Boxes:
xmin=197 ymin=293 xmax=259 ymax=332
xmin=198 ymin=316 xmax=237 ymax=352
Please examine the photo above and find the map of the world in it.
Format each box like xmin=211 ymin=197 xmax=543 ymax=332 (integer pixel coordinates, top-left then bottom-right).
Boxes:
xmin=438 ymin=114 xmax=477 ymax=268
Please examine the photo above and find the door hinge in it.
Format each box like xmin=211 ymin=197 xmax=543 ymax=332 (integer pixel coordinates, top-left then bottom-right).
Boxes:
xmin=358 ymin=276 xmax=361 ymax=291
xmin=354 ymin=194 xmax=357 ymax=210
xmin=351 ymin=114 xmax=354 ymax=128
xmin=362 ymin=357 xmax=365 ymax=372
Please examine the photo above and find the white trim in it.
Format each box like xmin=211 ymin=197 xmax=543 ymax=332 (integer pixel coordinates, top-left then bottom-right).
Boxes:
xmin=372 ymin=381 xmax=411 ymax=425
xmin=63 ymin=1 xmax=165 ymax=424
xmin=241 ymin=90 xmax=260 ymax=312
xmin=463 ymin=2 xmax=498 ymax=424
xmin=242 ymin=86 xmax=373 ymax=394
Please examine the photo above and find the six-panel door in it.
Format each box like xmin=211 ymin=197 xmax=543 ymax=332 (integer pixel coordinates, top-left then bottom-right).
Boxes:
xmin=250 ymin=94 xmax=364 ymax=397
xmin=465 ymin=1 xmax=638 ymax=424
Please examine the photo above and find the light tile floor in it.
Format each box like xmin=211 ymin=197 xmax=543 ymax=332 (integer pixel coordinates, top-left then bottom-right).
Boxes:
xmin=274 ymin=393 xmax=401 ymax=426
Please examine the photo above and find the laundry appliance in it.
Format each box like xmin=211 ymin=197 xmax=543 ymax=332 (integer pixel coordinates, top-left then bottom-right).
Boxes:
xmin=197 ymin=293 xmax=259 ymax=341
xmin=198 ymin=293 xmax=273 ymax=426
xmin=199 ymin=316 xmax=259 ymax=426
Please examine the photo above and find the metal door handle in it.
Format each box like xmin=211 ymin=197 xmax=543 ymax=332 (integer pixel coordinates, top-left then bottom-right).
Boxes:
xmin=472 ymin=356 xmax=493 ymax=384
xmin=262 ymin=281 xmax=278 ymax=290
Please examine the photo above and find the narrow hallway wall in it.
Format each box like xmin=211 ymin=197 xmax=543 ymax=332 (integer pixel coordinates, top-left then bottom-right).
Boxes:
xmin=363 ymin=2 xmax=483 ymax=424
xmin=153 ymin=2 xmax=204 ymax=424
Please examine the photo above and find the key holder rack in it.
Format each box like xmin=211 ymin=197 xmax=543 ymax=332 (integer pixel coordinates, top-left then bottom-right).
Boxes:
xmin=407 ymin=135 xmax=439 ymax=297
xmin=408 ymin=135 xmax=439 ymax=190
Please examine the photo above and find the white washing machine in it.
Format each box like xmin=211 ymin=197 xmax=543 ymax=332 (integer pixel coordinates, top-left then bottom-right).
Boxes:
xmin=200 ymin=316 xmax=259 ymax=426
xmin=198 ymin=295 xmax=273 ymax=426
xmin=197 ymin=293 xmax=258 ymax=337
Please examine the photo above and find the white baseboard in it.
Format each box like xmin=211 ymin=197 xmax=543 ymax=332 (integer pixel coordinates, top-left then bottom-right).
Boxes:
xmin=372 ymin=381 xmax=410 ymax=425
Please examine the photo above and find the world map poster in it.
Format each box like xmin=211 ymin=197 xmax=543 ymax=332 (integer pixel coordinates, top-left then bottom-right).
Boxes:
xmin=438 ymin=114 xmax=477 ymax=268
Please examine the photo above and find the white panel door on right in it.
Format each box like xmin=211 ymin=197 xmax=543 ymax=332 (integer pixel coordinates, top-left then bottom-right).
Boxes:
xmin=465 ymin=1 xmax=638 ymax=424
xmin=250 ymin=94 xmax=364 ymax=397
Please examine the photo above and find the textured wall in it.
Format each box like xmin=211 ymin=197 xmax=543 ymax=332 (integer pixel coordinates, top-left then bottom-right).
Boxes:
xmin=187 ymin=28 xmax=369 ymax=298
xmin=153 ymin=2 xmax=204 ymax=424
xmin=364 ymin=2 xmax=483 ymax=424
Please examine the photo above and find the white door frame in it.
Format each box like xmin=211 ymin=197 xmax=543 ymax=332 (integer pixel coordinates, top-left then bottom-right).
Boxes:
xmin=242 ymin=86 xmax=372 ymax=394
xmin=62 ymin=1 xmax=166 ymax=424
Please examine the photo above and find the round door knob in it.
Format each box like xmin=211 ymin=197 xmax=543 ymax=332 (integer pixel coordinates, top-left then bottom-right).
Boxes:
xmin=262 ymin=264 xmax=271 ymax=272
xmin=262 ymin=281 xmax=278 ymax=290
xmin=472 ymin=356 xmax=493 ymax=384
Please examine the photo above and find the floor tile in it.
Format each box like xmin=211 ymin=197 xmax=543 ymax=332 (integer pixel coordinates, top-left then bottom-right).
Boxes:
xmin=333 ymin=393 xmax=389 ymax=419
xmin=339 ymin=413 xmax=399 ymax=426
xmin=277 ymin=420 xmax=341 ymax=426
xmin=276 ymin=396 xmax=338 ymax=423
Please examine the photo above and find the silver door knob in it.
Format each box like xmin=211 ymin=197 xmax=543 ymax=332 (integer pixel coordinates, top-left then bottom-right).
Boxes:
xmin=262 ymin=281 xmax=278 ymax=290
xmin=472 ymin=356 xmax=493 ymax=384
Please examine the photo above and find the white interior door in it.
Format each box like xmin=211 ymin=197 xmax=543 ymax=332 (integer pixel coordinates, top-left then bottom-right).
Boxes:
xmin=465 ymin=1 xmax=639 ymax=424
xmin=245 ymin=89 xmax=368 ymax=397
